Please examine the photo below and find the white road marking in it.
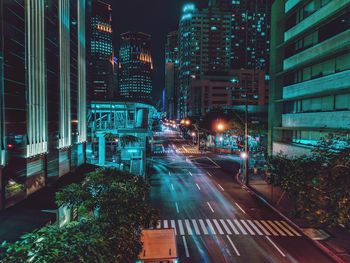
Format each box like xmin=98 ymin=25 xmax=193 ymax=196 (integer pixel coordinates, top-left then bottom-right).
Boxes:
xmin=192 ymin=219 xmax=201 ymax=235
xmin=220 ymin=219 xmax=232 ymax=235
xmin=234 ymin=202 xmax=246 ymax=214
xmin=185 ymin=220 xmax=193 ymax=235
xmin=240 ymin=220 xmax=255 ymax=235
xmin=261 ymin=220 xmax=278 ymax=236
xmin=266 ymin=236 xmax=286 ymax=257
xmin=281 ymin=221 xmax=302 ymax=236
xmin=207 ymin=172 xmax=213 ymax=177
xmin=206 ymin=219 xmax=216 ymax=235
xmin=182 ymin=236 xmax=190 ymax=258
xmin=168 ymin=171 xmax=171 ymax=176
xmin=175 ymin=202 xmax=179 ymax=213
xmin=226 ymin=235 xmax=241 ymax=256
xmin=178 ymin=220 xmax=185 ymax=235
xmin=213 ymin=219 xmax=224 ymax=235
xmin=207 ymin=202 xmax=215 ymax=213
xmin=254 ymin=220 xmax=271 ymax=236
xmin=171 ymin=184 xmax=175 ymax=191
xmin=275 ymin=221 xmax=294 ymax=236
xmin=218 ymin=184 xmax=225 ymax=191
xmin=196 ymin=183 xmax=201 ymax=190
xmin=189 ymin=171 xmax=193 ymax=177
xmin=199 ymin=219 xmax=209 ymax=235
xmin=155 ymin=218 xmax=301 ymax=237
xmin=171 ymin=220 xmax=177 ymax=235
xmin=206 ymin=157 xmax=221 ymax=168
xmin=227 ymin=219 xmax=240 ymax=235
xmin=233 ymin=219 xmax=248 ymax=235
xmin=268 ymin=220 xmax=286 ymax=236
xmin=247 ymin=220 xmax=263 ymax=235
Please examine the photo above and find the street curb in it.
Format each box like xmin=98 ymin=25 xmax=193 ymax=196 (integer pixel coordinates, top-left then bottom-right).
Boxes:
xmin=235 ymin=173 xmax=347 ymax=263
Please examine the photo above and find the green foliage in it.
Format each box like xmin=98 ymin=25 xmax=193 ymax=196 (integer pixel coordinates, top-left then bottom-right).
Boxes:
xmin=198 ymin=108 xmax=267 ymax=138
xmin=104 ymin=133 xmax=118 ymax=142
xmin=120 ymin=135 xmax=140 ymax=148
xmin=267 ymin=135 xmax=350 ymax=228
xmin=5 ymin=182 xmax=25 ymax=198
xmin=1 ymin=169 xmax=159 ymax=263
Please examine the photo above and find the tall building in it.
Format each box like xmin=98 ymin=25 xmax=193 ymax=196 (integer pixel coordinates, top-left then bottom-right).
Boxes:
xmin=188 ymin=69 xmax=267 ymax=117
xmin=165 ymin=31 xmax=179 ymax=119
xmin=119 ymin=32 xmax=153 ymax=102
xmin=178 ymin=3 xmax=231 ymax=117
xmin=0 ymin=0 xmax=89 ymax=210
xmin=269 ymin=0 xmax=350 ymax=156
xmin=211 ymin=0 xmax=271 ymax=71
xmin=90 ymin=0 xmax=113 ymax=100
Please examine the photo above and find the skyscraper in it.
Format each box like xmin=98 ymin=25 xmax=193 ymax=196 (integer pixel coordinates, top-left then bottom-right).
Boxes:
xmin=269 ymin=0 xmax=350 ymax=156
xmin=165 ymin=31 xmax=179 ymax=119
xmin=90 ymin=0 xmax=114 ymax=100
xmin=223 ymin=0 xmax=271 ymax=71
xmin=178 ymin=3 xmax=231 ymax=117
xmin=119 ymin=32 xmax=153 ymax=101
xmin=0 ymin=0 xmax=89 ymax=210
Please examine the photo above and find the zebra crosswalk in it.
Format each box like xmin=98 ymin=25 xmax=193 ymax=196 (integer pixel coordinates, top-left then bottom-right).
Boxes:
xmin=154 ymin=218 xmax=302 ymax=237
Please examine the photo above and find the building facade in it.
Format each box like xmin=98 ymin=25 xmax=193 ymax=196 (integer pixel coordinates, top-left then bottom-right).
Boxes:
xmin=188 ymin=69 xmax=267 ymax=117
xmin=178 ymin=3 xmax=231 ymax=118
xmin=90 ymin=0 xmax=114 ymax=100
xmin=119 ymin=32 xmax=153 ymax=102
xmin=87 ymin=101 xmax=156 ymax=177
xmin=165 ymin=31 xmax=179 ymax=119
xmin=0 ymin=0 xmax=89 ymax=210
xmin=269 ymin=0 xmax=350 ymax=156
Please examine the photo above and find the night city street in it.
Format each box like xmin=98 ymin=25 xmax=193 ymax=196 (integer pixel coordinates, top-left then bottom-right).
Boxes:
xmin=1 ymin=0 xmax=350 ymax=262
xmin=149 ymin=130 xmax=335 ymax=263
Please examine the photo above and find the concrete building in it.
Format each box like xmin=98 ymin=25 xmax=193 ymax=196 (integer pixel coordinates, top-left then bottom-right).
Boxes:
xmin=210 ymin=0 xmax=271 ymax=71
xmin=178 ymin=3 xmax=231 ymax=118
xmin=119 ymin=32 xmax=153 ymax=102
xmin=0 ymin=0 xmax=89 ymax=210
xmin=165 ymin=31 xmax=179 ymax=120
xmin=90 ymin=0 xmax=114 ymax=100
xmin=269 ymin=0 xmax=350 ymax=156
xmin=87 ymin=101 xmax=156 ymax=177
xmin=188 ymin=69 xmax=267 ymax=117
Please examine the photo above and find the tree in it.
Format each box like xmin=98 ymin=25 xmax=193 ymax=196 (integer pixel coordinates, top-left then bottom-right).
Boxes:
xmin=1 ymin=169 xmax=159 ymax=262
xmin=267 ymin=136 xmax=350 ymax=228
xmin=119 ymin=135 xmax=139 ymax=148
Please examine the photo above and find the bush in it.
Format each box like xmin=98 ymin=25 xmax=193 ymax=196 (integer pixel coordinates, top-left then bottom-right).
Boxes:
xmin=1 ymin=169 xmax=159 ymax=263
xmin=267 ymin=136 xmax=350 ymax=228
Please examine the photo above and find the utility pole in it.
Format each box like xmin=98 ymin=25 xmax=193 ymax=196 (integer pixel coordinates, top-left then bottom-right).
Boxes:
xmin=244 ymin=78 xmax=249 ymax=186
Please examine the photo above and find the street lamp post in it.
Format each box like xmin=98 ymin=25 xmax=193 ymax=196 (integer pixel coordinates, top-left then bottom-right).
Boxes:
xmin=229 ymin=77 xmax=249 ymax=185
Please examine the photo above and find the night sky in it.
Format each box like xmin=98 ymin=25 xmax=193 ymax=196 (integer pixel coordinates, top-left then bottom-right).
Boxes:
xmin=104 ymin=0 xmax=208 ymax=103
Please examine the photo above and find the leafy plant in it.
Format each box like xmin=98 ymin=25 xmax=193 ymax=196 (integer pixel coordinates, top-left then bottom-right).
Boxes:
xmin=119 ymin=135 xmax=139 ymax=148
xmin=1 ymin=169 xmax=159 ymax=263
xmin=267 ymin=136 xmax=350 ymax=228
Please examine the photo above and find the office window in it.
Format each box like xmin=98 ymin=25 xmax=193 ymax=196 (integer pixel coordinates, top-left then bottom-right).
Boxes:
xmin=336 ymin=53 xmax=350 ymax=72
xmin=335 ymin=94 xmax=350 ymax=110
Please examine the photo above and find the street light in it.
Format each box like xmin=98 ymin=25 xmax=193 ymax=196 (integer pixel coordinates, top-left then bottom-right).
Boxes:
xmin=216 ymin=122 xmax=225 ymax=132
xmin=227 ymin=76 xmax=249 ymax=186
xmin=240 ymin=152 xmax=248 ymax=159
xmin=185 ymin=119 xmax=191 ymax=126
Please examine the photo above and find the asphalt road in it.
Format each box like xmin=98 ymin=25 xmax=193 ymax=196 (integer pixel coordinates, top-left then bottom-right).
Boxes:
xmin=149 ymin=130 xmax=335 ymax=263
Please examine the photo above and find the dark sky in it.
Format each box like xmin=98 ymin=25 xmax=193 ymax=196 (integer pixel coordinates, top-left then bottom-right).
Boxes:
xmin=104 ymin=0 xmax=208 ymax=103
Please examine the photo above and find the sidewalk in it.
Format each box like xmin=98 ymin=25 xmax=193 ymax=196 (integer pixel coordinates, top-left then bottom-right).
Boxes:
xmin=247 ymin=173 xmax=350 ymax=263
xmin=0 ymin=164 xmax=97 ymax=243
